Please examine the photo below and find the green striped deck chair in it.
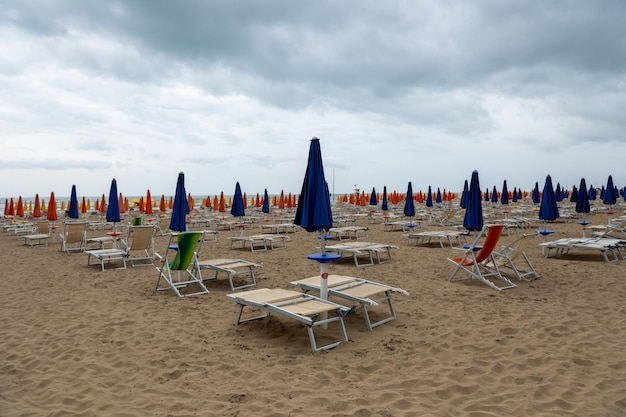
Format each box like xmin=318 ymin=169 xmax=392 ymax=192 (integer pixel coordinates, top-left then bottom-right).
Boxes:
xmin=155 ymin=231 xmax=209 ymax=297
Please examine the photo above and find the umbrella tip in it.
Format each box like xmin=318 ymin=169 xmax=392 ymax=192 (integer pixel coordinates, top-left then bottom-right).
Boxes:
xmin=311 ymin=136 xmax=319 ymax=141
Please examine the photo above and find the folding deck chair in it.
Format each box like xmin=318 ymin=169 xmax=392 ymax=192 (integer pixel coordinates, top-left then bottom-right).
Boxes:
xmin=126 ymin=225 xmax=157 ymax=267
xmin=21 ymin=221 xmax=51 ymax=247
xmin=155 ymin=231 xmax=209 ymax=297
xmin=226 ymin=288 xmax=353 ymax=352
xmin=196 ymin=258 xmax=260 ymax=291
xmin=290 ymin=275 xmax=409 ymax=331
xmin=60 ymin=222 xmax=87 ymax=254
xmin=447 ymin=224 xmax=517 ymax=291
xmin=489 ymin=233 xmax=539 ymax=281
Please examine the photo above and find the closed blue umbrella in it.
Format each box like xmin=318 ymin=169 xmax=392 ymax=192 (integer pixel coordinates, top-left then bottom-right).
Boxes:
xmin=169 ymin=172 xmax=189 ymax=232
xmin=539 ymin=175 xmax=559 ymax=232
xmin=576 ymin=178 xmax=590 ymax=215
xmin=426 ymin=185 xmax=433 ymax=207
xmin=106 ymin=178 xmax=121 ymax=229
xmin=435 ymin=188 xmax=442 ymax=204
xmin=501 ymin=180 xmax=509 ymax=205
xmin=68 ymin=184 xmax=79 ymax=219
xmin=369 ymin=187 xmax=377 ymax=206
xmin=569 ymin=185 xmax=578 ymax=203
xmin=463 ymin=170 xmax=483 ymax=232
xmin=517 ymin=189 xmax=522 ymax=200
xmin=230 ymin=182 xmax=245 ymax=217
xmin=381 ymin=186 xmax=388 ymax=211
xmin=512 ymin=187 xmax=518 ymax=203
xmin=532 ymin=182 xmax=541 ymax=204
xmin=262 ymin=188 xmax=270 ymax=214
xmin=491 ymin=186 xmax=498 ymax=203
xmin=603 ymin=175 xmax=617 ymax=205
xmin=588 ymin=184 xmax=596 ymax=200
xmin=294 ymin=137 xmax=338 ymax=306
xmin=555 ymin=183 xmax=563 ymax=202
xmin=484 ymin=188 xmax=490 ymax=202
xmin=403 ymin=182 xmax=415 ymax=218
xmin=294 ymin=138 xmax=333 ymax=233
xmin=460 ymin=179 xmax=469 ymax=209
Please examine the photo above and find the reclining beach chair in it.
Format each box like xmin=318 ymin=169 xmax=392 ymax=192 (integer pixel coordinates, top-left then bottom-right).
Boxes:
xmin=21 ymin=221 xmax=51 ymax=247
xmin=155 ymin=231 xmax=209 ymax=297
xmin=126 ymin=225 xmax=156 ymax=267
xmin=489 ymin=233 xmax=539 ymax=281
xmin=538 ymin=237 xmax=625 ymax=263
xmin=290 ymin=275 xmax=409 ymax=331
xmin=60 ymin=222 xmax=87 ymax=254
xmin=226 ymin=288 xmax=353 ymax=352
xmin=447 ymin=224 xmax=517 ymax=291
xmin=195 ymin=258 xmax=260 ymax=291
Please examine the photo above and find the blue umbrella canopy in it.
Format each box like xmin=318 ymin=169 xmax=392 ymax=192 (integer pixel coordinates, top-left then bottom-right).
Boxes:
xmin=106 ymin=178 xmax=121 ymax=224
xmin=403 ymin=182 xmax=415 ymax=217
xmin=555 ymin=183 xmax=563 ymax=202
xmin=425 ymin=185 xmax=433 ymax=207
xmin=588 ymin=184 xmax=596 ymax=200
xmin=501 ymin=180 xmax=509 ymax=205
xmin=491 ymin=186 xmax=498 ymax=203
xmin=517 ymin=188 xmax=522 ymax=200
xmin=603 ymin=175 xmax=617 ymax=205
xmin=576 ymin=178 xmax=590 ymax=215
xmin=230 ymin=182 xmax=245 ymax=217
xmin=68 ymin=184 xmax=79 ymax=219
xmin=463 ymin=170 xmax=483 ymax=232
xmin=484 ymin=188 xmax=490 ymax=202
xmin=532 ymin=182 xmax=541 ymax=204
xmin=460 ymin=180 xmax=469 ymax=209
xmin=381 ymin=186 xmax=388 ymax=211
xmin=262 ymin=188 xmax=270 ymax=214
xmin=569 ymin=185 xmax=578 ymax=203
xmin=369 ymin=187 xmax=377 ymax=206
xmin=169 ymin=172 xmax=189 ymax=232
xmin=435 ymin=188 xmax=442 ymax=204
xmin=539 ymin=175 xmax=560 ymax=223
xmin=294 ymin=137 xmax=333 ymax=232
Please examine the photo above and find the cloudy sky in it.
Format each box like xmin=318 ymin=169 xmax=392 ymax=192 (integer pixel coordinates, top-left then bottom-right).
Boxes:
xmin=1 ymin=0 xmax=625 ymax=199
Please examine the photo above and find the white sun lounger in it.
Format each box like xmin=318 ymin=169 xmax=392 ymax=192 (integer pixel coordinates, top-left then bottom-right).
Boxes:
xmin=290 ymin=275 xmax=409 ymax=331
xmin=322 ymin=241 xmax=398 ymax=267
xmin=196 ymin=258 xmax=260 ymax=291
xmin=328 ymin=226 xmax=369 ymax=240
xmin=539 ymin=237 xmax=625 ymax=263
xmin=226 ymin=288 xmax=353 ymax=352
xmin=404 ymin=230 xmax=469 ymax=248
xmin=227 ymin=234 xmax=289 ymax=252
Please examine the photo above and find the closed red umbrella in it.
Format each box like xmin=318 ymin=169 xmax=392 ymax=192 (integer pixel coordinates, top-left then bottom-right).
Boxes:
xmin=99 ymin=194 xmax=107 ymax=213
xmin=159 ymin=194 xmax=167 ymax=212
xmin=145 ymin=190 xmax=153 ymax=215
xmin=16 ymin=196 xmax=25 ymax=217
xmin=32 ymin=194 xmax=42 ymax=218
xmin=47 ymin=192 xmax=58 ymax=221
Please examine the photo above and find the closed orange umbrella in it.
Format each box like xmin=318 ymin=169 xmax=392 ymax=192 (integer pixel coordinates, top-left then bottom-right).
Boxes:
xmin=219 ymin=192 xmax=225 ymax=213
xmin=145 ymin=190 xmax=153 ymax=215
xmin=243 ymin=192 xmax=248 ymax=209
xmin=81 ymin=196 xmax=87 ymax=213
xmin=138 ymin=196 xmax=145 ymax=212
xmin=168 ymin=196 xmax=173 ymax=210
xmin=159 ymin=194 xmax=167 ymax=212
xmin=16 ymin=196 xmax=25 ymax=217
xmin=99 ymin=194 xmax=107 ymax=213
xmin=187 ymin=193 xmax=195 ymax=212
xmin=119 ymin=193 xmax=126 ymax=214
xmin=33 ymin=194 xmax=42 ymax=218
xmin=47 ymin=192 xmax=58 ymax=221
xmin=278 ymin=190 xmax=285 ymax=209
xmin=255 ymin=193 xmax=261 ymax=207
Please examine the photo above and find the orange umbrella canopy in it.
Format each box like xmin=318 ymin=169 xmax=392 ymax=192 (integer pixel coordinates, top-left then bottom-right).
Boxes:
xmin=159 ymin=194 xmax=167 ymax=212
xmin=145 ymin=190 xmax=153 ymax=215
xmin=212 ymin=195 xmax=219 ymax=211
xmin=99 ymin=194 xmax=107 ymax=213
xmin=119 ymin=193 xmax=126 ymax=214
xmin=187 ymin=193 xmax=195 ymax=212
xmin=138 ymin=196 xmax=145 ymax=212
xmin=16 ymin=196 xmax=25 ymax=217
xmin=278 ymin=190 xmax=285 ymax=209
xmin=47 ymin=192 xmax=58 ymax=221
xmin=219 ymin=192 xmax=226 ymax=213
xmin=32 ymin=194 xmax=42 ymax=218
xmin=81 ymin=196 xmax=87 ymax=213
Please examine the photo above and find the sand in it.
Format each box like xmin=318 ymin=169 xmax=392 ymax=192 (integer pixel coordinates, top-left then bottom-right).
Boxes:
xmin=1 ymin=206 xmax=626 ymax=417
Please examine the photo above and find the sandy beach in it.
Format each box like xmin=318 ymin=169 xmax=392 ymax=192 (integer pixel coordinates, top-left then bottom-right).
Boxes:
xmin=2 ymin=205 xmax=626 ymax=417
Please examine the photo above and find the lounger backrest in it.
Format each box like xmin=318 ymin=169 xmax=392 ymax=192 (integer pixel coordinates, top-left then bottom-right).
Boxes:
xmin=169 ymin=232 xmax=201 ymax=270
xmin=64 ymin=223 xmax=85 ymax=243
xmin=128 ymin=225 xmax=154 ymax=250
xmin=36 ymin=221 xmax=50 ymax=234
xmin=475 ymin=224 xmax=504 ymax=263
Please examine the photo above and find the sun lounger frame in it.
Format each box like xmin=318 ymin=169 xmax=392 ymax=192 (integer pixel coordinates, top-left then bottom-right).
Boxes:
xmin=404 ymin=230 xmax=469 ymax=248
xmin=291 ymin=275 xmax=409 ymax=331
xmin=226 ymin=288 xmax=351 ymax=352
xmin=227 ymin=234 xmax=289 ymax=252
xmin=196 ymin=258 xmax=260 ymax=291
xmin=323 ymin=242 xmax=398 ymax=267
xmin=539 ymin=237 xmax=625 ymax=262
xmin=85 ymin=248 xmax=128 ymax=271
